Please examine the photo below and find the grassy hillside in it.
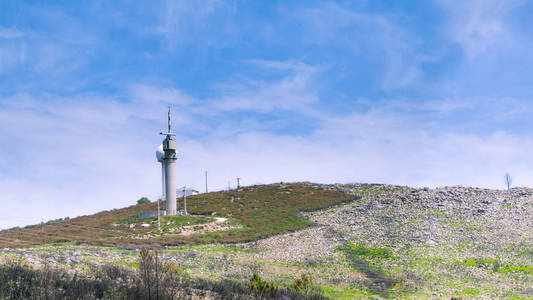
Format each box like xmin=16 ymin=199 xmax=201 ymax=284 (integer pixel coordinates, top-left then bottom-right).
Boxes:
xmin=0 ymin=182 xmax=355 ymax=247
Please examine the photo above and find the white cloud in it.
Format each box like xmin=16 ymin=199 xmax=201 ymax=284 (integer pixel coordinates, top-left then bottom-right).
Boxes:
xmin=439 ymin=0 xmax=524 ymax=59
xmin=211 ymin=60 xmax=319 ymax=112
xmin=130 ymin=84 xmax=195 ymax=106
xmin=156 ymin=0 xmax=237 ymax=49
xmin=0 ymin=93 xmax=166 ymax=229
xmin=0 ymin=27 xmax=24 ymax=39
xmin=290 ymin=2 xmax=424 ymax=89
xmin=0 ymin=42 xmax=26 ymax=72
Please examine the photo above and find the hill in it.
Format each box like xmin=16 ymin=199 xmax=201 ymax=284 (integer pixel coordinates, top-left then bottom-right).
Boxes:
xmin=0 ymin=182 xmax=354 ymax=248
xmin=1 ymin=183 xmax=532 ymax=298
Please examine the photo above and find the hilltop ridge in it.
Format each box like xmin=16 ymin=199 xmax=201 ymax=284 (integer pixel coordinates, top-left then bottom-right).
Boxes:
xmin=0 ymin=182 xmax=354 ymax=248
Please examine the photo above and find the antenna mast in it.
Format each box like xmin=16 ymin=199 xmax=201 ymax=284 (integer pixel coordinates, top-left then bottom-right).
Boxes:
xmin=183 ymin=186 xmax=188 ymax=215
xmin=205 ymin=171 xmax=208 ymax=193
xmin=160 ymin=106 xmax=176 ymax=139
xmin=168 ymin=106 xmax=171 ymax=134
xmin=157 ymin=199 xmax=161 ymax=233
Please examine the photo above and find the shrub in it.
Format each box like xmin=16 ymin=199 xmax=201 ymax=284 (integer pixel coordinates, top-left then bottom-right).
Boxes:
xmin=0 ymin=258 xmax=136 ymax=300
xmin=291 ymin=273 xmax=313 ymax=293
xmin=137 ymin=197 xmax=151 ymax=204
xmin=248 ymin=272 xmax=279 ymax=297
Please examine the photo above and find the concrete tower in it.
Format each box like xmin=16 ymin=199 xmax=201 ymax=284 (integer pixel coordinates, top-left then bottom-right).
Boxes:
xmin=160 ymin=107 xmax=177 ymax=215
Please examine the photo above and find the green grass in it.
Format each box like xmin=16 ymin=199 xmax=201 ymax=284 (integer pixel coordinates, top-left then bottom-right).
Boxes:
xmin=116 ymin=261 xmax=139 ymax=268
xmin=497 ymin=265 xmax=533 ymax=275
xmin=462 ymin=257 xmax=496 ymax=267
xmin=118 ymin=215 xmax=210 ymax=227
xmin=460 ymin=257 xmax=533 ymax=275
xmin=161 ymin=183 xmax=355 ymax=244
xmin=336 ymin=243 xmax=397 ymax=296
xmin=505 ymin=291 xmax=531 ymax=299
xmin=345 ymin=243 xmax=393 ymax=259
xmin=460 ymin=287 xmax=481 ymax=296
xmin=320 ymin=285 xmax=375 ymax=300
xmin=500 ymin=203 xmax=513 ymax=210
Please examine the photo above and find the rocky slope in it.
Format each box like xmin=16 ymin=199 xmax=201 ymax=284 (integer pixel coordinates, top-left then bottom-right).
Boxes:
xmin=241 ymin=184 xmax=533 ymax=297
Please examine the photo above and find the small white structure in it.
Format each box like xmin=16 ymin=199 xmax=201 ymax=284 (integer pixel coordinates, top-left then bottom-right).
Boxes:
xmin=177 ymin=189 xmax=199 ymax=197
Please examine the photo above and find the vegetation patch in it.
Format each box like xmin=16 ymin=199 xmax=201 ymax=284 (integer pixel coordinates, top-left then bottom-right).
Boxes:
xmin=345 ymin=243 xmax=393 ymax=259
xmin=460 ymin=287 xmax=481 ymax=296
xmin=337 ymin=243 xmax=397 ymax=296
xmin=496 ymin=265 xmax=533 ymax=275
xmin=248 ymin=272 xmax=325 ymax=299
xmin=462 ymin=257 xmax=496 ymax=268
xmin=500 ymin=203 xmax=513 ymax=209
xmin=320 ymin=285 xmax=373 ymax=300
xmin=118 ymin=215 xmax=209 ymax=227
xmin=248 ymin=272 xmax=280 ymax=297
xmin=460 ymin=257 xmax=533 ymax=275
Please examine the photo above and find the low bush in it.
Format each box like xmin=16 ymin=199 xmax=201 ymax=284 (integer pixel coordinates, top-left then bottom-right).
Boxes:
xmin=247 ymin=272 xmax=327 ymax=300
xmin=248 ymin=272 xmax=279 ymax=297
xmin=137 ymin=197 xmax=151 ymax=204
xmin=290 ymin=273 xmax=313 ymax=293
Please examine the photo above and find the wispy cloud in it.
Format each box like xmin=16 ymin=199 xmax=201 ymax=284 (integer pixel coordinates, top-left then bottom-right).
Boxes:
xmin=130 ymin=84 xmax=195 ymax=106
xmin=439 ymin=0 xmax=524 ymax=59
xmin=0 ymin=27 xmax=24 ymax=39
xmin=156 ymin=0 xmax=237 ymax=49
xmin=211 ymin=60 xmax=319 ymax=112
xmin=290 ymin=2 xmax=425 ymax=89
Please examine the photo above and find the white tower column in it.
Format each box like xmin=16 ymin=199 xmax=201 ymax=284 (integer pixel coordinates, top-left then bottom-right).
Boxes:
xmin=161 ymin=163 xmax=166 ymax=197
xmin=164 ymin=148 xmax=176 ymax=215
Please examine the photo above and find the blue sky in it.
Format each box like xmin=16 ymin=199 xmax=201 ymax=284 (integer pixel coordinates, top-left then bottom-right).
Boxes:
xmin=1 ymin=0 xmax=533 ymax=229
